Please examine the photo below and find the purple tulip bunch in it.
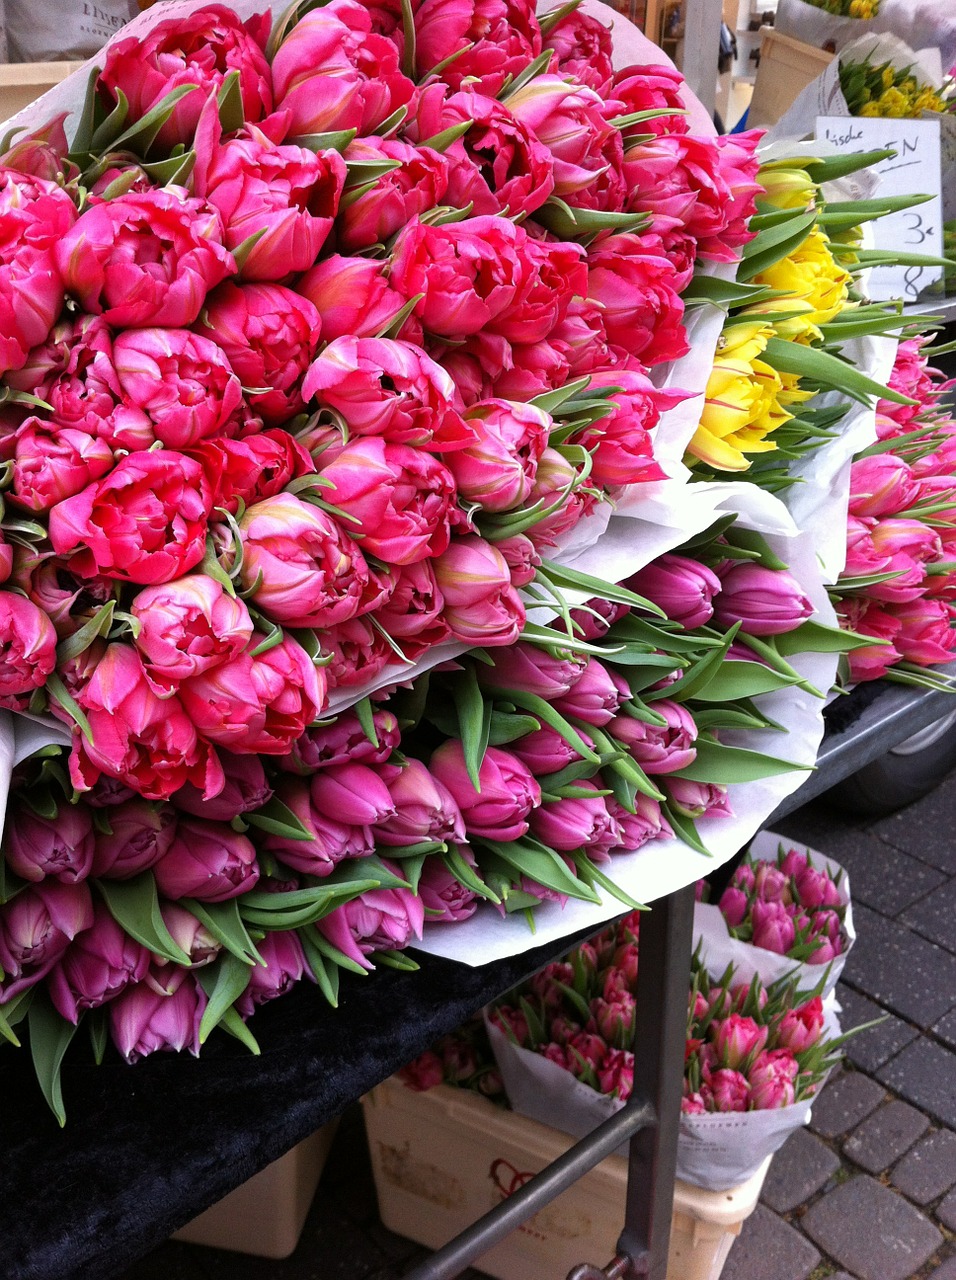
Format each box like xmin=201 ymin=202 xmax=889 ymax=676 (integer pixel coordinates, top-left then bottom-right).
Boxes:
xmin=715 ymin=844 xmax=848 ymax=965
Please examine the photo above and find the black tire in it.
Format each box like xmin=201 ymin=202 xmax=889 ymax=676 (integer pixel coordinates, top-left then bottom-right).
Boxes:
xmin=822 ymin=710 xmax=956 ymax=817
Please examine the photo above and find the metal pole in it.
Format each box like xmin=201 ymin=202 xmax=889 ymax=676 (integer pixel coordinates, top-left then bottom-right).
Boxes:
xmin=616 ymin=884 xmax=696 ymax=1278
xmin=680 ymin=0 xmax=722 ymax=118
xmin=402 ymin=1100 xmax=655 ymax=1280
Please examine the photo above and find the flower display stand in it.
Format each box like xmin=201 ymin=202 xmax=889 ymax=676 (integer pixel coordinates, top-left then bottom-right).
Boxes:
xmin=363 ymin=1077 xmax=769 ymax=1280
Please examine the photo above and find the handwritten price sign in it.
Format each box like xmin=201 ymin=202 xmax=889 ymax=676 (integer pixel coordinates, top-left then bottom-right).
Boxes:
xmin=815 ymin=116 xmax=943 ymax=303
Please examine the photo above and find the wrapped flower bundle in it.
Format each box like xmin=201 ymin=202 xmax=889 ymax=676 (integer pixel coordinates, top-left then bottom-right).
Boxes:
xmin=839 ymin=52 xmax=951 ymax=117
xmin=806 ymin=0 xmax=878 ymax=15
xmin=832 ymin=336 xmax=956 ymax=687
xmin=398 ymin=1011 xmax=506 ymax=1102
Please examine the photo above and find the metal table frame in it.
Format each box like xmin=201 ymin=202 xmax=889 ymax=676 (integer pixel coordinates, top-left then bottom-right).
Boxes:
xmin=400 ymin=663 xmax=956 ymax=1280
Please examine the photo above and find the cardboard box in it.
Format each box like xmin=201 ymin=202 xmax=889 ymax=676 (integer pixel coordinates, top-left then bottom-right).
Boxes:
xmin=748 ymin=30 xmax=834 ymax=126
xmin=172 ymin=1121 xmax=339 ymax=1259
xmin=0 ymin=63 xmax=84 ymax=125
xmin=362 ymin=1078 xmax=770 ymax=1280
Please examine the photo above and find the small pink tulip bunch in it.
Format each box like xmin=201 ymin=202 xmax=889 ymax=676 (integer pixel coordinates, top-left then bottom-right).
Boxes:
xmin=683 ymin=959 xmax=838 ymax=1114
xmin=715 ymin=844 xmax=848 ymax=965
xmin=398 ymin=1013 xmax=506 ymax=1103
xmin=833 ymin=337 xmax=956 ymax=684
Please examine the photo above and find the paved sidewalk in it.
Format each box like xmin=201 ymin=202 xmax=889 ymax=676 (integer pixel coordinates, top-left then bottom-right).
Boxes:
xmin=124 ymin=769 xmax=956 ymax=1280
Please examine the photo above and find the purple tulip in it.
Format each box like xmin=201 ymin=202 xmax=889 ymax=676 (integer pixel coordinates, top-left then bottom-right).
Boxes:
xmin=373 ymin=759 xmax=466 ymax=847
xmin=751 ymin=898 xmax=796 ymax=954
xmin=309 ymin=762 xmax=397 ymax=827
xmin=5 ymin=803 xmax=95 ymax=884
xmin=264 ymin=779 xmax=373 ymax=876
xmin=609 ymin=699 xmax=697 ymax=774
xmin=718 ymin=885 xmax=749 ymax=928
xmin=171 ymin=750 xmax=272 ymax=820
xmin=551 ymin=659 xmax=630 ymax=726
xmin=0 ymin=881 xmax=93 ymax=1000
xmin=315 ymin=873 xmax=425 ymax=970
xmin=754 ymin=863 xmax=789 ymax=904
xmin=567 ymin=597 xmax=631 ymax=640
xmin=477 ymin=639 xmax=588 ymax=700
xmin=509 ymin=723 xmax=594 ymax=776
xmin=606 ymin=794 xmax=672 ymax=851
xmin=235 ymin=931 xmax=308 ymax=1018
xmin=152 ymin=818 xmax=259 ymax=902
xmin=283 ymin=706 xmax=402 ymax=773
xmin=160 ymin=903 xmax=222 ymax=967
xmin=795 ymin=865 xmax=842 ymax=910
xmin=416 ymin=851 xmax=480 ymax=923
xmin=90 ymin=798 xmax=177 ymax=880
xmin=529 ymin=782 xmax=623 ymax=860
xmin=431 ymin=741 xmax=541 ymax=842
xmin=663 ymin=778 xmax=732 ymax=820
xmin=47 ymin=901 xmax=151 ymax=1022
xmin=712 ymin=563 xmax=814 ymax=637
xmin=625 ymin=553 xmax=721 ymax=629
xmin=109 ymin=968 xmax=206 ymax=1063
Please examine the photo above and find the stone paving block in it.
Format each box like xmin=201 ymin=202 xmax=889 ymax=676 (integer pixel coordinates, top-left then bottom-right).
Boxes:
xmin=801 ymin=1174 xmax=943 ymax=1280
xmin=842 ymin=1099 xmax=930 ymax=1173
xmin=721 ymin=1204 xmax=820 ymax=1280
xmin=877 ymin=1037 xmax=956 ymax=1129
xmin=930 ymin=1255 xmax=956 ymax=1280
xmin=829 ymin=834 xmax=947 ymax=916
xmin=760 ymin=1129 xmax=841 ymax=1214
xmin=901 ymin=877 xmax=956 ymax=954
xmin=935 ymin=1008 xmax=956 ymax=1051
xmin=809 ymin=1070 xmax=886 ymax=1140
xmin=940 ymin=1185 xmax=956 ymax=1231
xmin=842 ymin=903 xmax=956 ymax=1028
xmin=891 ymin=1129 xmax=956 ymax=1205
xmin=836 ymin=984 xmax=919 ymax=1073
xmin=874 ymin=783 xmax=956 ymax=873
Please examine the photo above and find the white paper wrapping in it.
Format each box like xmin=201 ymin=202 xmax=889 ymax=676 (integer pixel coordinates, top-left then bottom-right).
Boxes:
xmin=775 ymin=0 xmax=956 ymax=74
xmin=486 ymin=1000 xmax=841 ymax=1190
xmin=415 ymin=480 xmax=839 ymax=966
xmin=694 ymin=830 xmax=856 ymax=999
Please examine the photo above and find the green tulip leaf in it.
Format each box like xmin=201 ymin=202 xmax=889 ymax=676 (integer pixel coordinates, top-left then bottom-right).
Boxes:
xmin=245 ymin=796 xmax=315 ymax=841
xmin=182 ymin=897 xmax=262 ymax=965
xmin=688 ymin=659 xmax=803 ymax=701
xmin=96 ymin=874 xmax=191 ymax=965
xmin=198 ymin=952 xmax=254 ymax=1044
xmin=672 ymin=738 xmax=810 ymax=783
xmin=662 ymin=804 xmax=713 ymax=857
xmin=28 ymin=992 xmax=78 ymax=1126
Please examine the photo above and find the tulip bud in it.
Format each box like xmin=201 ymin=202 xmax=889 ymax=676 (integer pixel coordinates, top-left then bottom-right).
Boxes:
xmin=626 ymin=553 xmax=721 ymax=629
xmin=431 ymin=741 xmax=540 ymax=842
xmin=48 ymin=901 xmax=151 ymax=1022
xmin=750 ymin=898 xmax=795 ymax=954
xmin=5 ymin=803 xmax=95 ymax=884
xmin=713 ymin=563 xmax=814 ymax=637
xmin=153 ymin=818 xmax=259 ymax=902
xmin=109 ymin=968 xmax=206 ymax=1063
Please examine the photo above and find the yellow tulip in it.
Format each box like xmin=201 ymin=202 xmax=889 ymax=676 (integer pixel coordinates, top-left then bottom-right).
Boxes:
xmin=756 ymin=165 xmax=816 ymax=212
xmin=753 ymin=227 xmax=851 ymax=330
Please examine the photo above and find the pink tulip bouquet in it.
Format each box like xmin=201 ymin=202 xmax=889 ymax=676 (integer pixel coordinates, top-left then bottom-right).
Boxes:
xmin=832 ymin=336 xmax=956 ymax=687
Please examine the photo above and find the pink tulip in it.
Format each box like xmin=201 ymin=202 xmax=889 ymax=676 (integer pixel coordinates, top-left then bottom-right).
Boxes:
xmin=794 ymin=865 xmax=842 ymax=910
xmin=591 ymin=993 xmax=636 ymax=1047
xmin=682 ymin=1091 xmax=707 ymax=1115
xmin=98 ymin=6 xmax=272 ymax=150
xmin=413 ymin=0 xmax=541 ymax=94
xmin=271 ymin=0 xmax=416 ymax=136
xmin=5 ymin=803 xmax=94 ymax=885
xmin=400 ymin=1050 xmax=444 ymax=1091
xmin=448 ymin=399 xmax=551 ymax=512
xmin=0 ymin=168 xmax=78 ymax=377
xmin=566 ymin=369 xmax=675 ymax=490
xmin=849 ymin=454 xmax=920 ymax=519
xmin=433 ymin=535 xmax=525 ymax=645
xmin=374 ymin=759 xmax=466 ymax=847
xmin=0 ymin=591 xmax=56 ymax=710
xmin=196 ymin=429 xmax=315 ymax=516
xmin=431 ymin=741 xmax=540 ymax=842
xmin=530 ymin=782 xmax=623 ymax=859
xmin=160 ymin=904 xmax=221 ymax=968
xmin=510 ymin=723 xmax=594 ymax=776
xmin=893 ymin=597 xmax=956 ymax=666
xmin=49 ymin=449 xmax=212 ymax=586
xmin=713 ymin=564 xmax=814 ymax=637
xmin=489 ymin=1004 xmax=531 ymax=1047
xmin=172 ymin=751 xmax=272 ymax=823
xmin=664 ymin=778 xmax=732 ymax=820
xmin=56 ymin=187 xmax=233 ymax=330
xmin=609 ymin=700 xmax=697 ymax=775
xmin=193 ymin=115 xmax=344 ymax=282
xmin=286 ymin=707 xmax=401 ymax=773
xmin=153 ymin=818 xmax=259 ymax=903
xmin=131 ymin=575 xmax=254 ymax=692
xmin=90 ymin=799 xmax=178 ymax=880
xmin=196 ymin=282 xmax=322 ymax=427
xmin=776 ymin=998 xmax=825 ymax=1053
xmin=318 ymin=437 xmax=459 ymax=567
xmin=596 ymin=1047 xmax=634 ymax=1101
xmin=303 ymin=337 xmax=472 ymax=453
xmin=711 ymin=1014 xmax=768 ymax=1070
xmin=718 ymin=885 xmax=749 ymax=928
xmin=748 ymin=1048 xmax=798 ymax=1109
xmin=236 ymin=492 xmax=370 ymax=628
xmin=337 ymin=136 xmax=449 ymax=253
xmin=315 ymin=874 xmax=425 ymax=970
xmin=297 ymin=256 xmax=409 ymax=343
xmin=235 ymin=932 xmax=308 ymax=1017
xmin=606 ymin=794 xmax=672 ymax=851
xmin=626 ymin=554 xmax=721 ymax=629
xmin=754 ymin=863 xmax=790 ymax=904
xmin=702 ymin=1067 xmax=750 ymax=1112
xmin=9 ymin=420 xmax=114 ymax=513
xmin=586 ymin=232 xmax=687 ymax=366
xmin=751 ymin=899 xmax=796 ymax=955
xmin=417 ymin=851 xmax=480 ymax=923
xmin=71 ymin=645 xmax=224 ymax=803
xmin=372 ymin=561 xmax=451 ymax=661
xmin=0 ymin=880 xmax=94 ymax=1000
xmin=322 ymin=614 xmax=400 ymax=688
xmin=47 ymin=901 xmax=151 ymax=1022
xmin=507 ymin=75 xmax=620 ymax=203
xmin=543 ymin=7 xmax=614 ymax=93
xmin=109 ymin=968 xmax=206 ymax=1063
xmin=612 ymin=63 xmax=689 ymax=135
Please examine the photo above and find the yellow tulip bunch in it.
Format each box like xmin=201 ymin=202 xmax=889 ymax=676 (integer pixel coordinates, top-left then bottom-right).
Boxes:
xmin=841 ymin=56 xmax=950 ymax=118
xmin=805 ymin=0 xmax=878 ymax=14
